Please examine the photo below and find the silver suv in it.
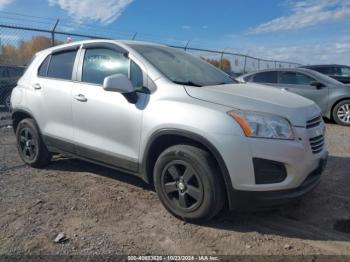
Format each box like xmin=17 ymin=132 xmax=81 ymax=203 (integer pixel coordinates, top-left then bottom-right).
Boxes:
xmin=11 ymin=40 xmax=328 ymax=221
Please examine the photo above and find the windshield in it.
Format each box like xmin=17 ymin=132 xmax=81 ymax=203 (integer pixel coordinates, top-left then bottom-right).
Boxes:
xmin=129 ymin=44 xmax=235 ymax=87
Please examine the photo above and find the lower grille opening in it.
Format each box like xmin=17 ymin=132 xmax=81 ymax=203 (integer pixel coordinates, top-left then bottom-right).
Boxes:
xmin=253 ymin=158 xmax=287 ymax=184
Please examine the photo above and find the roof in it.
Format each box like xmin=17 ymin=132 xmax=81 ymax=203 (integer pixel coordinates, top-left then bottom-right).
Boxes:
xmin=241 ymin=67 xmax=317 ymax=77
xmin=36 ymin=39 xmax=166 ymax=55
xmin=301 ymin=64 xmax=350 ymax=68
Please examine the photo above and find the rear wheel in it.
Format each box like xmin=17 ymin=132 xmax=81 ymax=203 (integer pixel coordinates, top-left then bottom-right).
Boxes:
xmin=332 ymin=100 xmax=350 ymax=126
xmin=16 ymin=118 xmax=51 ymax=167
xmin=153 ymin=144 xmax=225 ymax=222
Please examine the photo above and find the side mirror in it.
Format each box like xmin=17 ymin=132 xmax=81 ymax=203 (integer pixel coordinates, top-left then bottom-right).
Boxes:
xmin=103 ymin=74 xmax=135 ymax=93
xmin=310 ymin=81 xmax=325 ymax=89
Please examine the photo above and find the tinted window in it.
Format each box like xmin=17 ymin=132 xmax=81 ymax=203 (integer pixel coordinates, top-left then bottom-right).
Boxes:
xmin=279 ymin=72 xmax=314 ymax=85
xmin=313 ymin=67 xmax=332 ymax=75
xmin=38 ymin=56 xmax=50 ymax=77
xmin=130 ymin=60 xmax=143 ymax=90
xmin=82 ymin=48 xmax=129 ymax=85
xmin=47 ymin=51 xmax=77 ymax=80
xmin=252 ymin=71 xmax=277 ymax=83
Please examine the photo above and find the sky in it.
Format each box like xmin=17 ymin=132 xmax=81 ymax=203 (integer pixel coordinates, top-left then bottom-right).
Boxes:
xmin=0 ymin=0 xmax=350 ymax=65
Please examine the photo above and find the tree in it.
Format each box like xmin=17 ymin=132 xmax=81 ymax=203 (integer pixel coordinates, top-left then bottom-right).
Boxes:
xmin=201 ymin=57 xmax=232 ymax=73
xmin=0 ymin=36 xmax=62 ymax=66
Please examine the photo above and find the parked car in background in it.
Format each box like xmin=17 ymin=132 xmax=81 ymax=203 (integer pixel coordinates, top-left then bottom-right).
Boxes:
xmin=237 ymin=68 xmax=350 ymax=126
xmin=300 ymin=64 xmax=350 ymax=84
xmin=0 ymin=65 xmax=25 ymax=110
xmin=11 ymin=40 xmax=328 ymax=221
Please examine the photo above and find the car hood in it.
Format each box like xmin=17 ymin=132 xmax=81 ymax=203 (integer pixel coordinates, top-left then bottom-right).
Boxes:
xmin=185 ymin=83 xmax=321 ymax=127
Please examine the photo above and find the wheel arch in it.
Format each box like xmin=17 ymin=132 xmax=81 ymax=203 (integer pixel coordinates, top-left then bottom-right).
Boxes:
xmin=330 ymin=97 xmax=350 ymax=120
xmin=12 ymin=109 xmax=37 ymax=133
xmin=141 ymin=128 xmax=235 ymax=208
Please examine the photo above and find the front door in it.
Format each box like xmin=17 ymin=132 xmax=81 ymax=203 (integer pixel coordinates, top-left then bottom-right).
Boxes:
xmin=72 ymin=46 xmax=147 ymax=172
xmin=277 ymin=71 xmax=329 ymax=115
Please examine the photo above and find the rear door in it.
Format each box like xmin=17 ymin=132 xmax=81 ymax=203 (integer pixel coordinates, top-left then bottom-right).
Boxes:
xmin=29 ymin=48 xmax=79 ymax=152
xmin=277 ymin=71 xmax=329 ymax=114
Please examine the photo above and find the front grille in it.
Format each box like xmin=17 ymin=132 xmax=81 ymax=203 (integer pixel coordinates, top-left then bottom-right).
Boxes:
xmin=309 ymin=134 xmax=324 ymax=154
xmin=306 ymin=116 xmax=322 ymax=129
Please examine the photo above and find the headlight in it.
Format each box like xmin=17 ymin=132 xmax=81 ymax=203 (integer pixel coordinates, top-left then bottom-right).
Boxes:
xmin=228 ymin=110 xmax=294 ymax=140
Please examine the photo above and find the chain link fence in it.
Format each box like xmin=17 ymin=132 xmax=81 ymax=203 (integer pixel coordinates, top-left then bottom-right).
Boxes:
xmin=0 ymin=16 xmax=301 ymax=127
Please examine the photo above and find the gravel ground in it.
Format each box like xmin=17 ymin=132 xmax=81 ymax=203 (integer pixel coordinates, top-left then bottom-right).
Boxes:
xmin=0 ymin=122 xmax=349 ymax=256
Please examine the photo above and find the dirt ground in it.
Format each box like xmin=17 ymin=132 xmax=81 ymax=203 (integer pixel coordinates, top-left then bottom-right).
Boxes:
xmin=0 ymin=122 xmax=349 ymax=256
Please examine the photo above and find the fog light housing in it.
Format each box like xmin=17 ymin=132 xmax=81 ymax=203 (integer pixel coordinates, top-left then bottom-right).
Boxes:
xmin=253 ymin=158 xmax=287 ymax=184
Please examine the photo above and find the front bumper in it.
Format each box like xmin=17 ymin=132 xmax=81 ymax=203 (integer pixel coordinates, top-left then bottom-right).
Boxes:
xmin=228 ymin=156 xmax=328 ymax=210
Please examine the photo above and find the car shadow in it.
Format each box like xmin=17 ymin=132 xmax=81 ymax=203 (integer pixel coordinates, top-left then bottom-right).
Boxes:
xmin=48 ymin=156 xmax=154 ymax=191
xmin=47 ymin=155 xmax=350 ymax=242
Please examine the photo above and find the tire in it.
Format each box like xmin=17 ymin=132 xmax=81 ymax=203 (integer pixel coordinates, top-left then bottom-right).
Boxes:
xmin=16 ymin=118 xmax=51 ymax=168
xmin=153 ymin=144 xmax=225 ymax=222
xmin=332 ymin=100 xmax=350 ymax=126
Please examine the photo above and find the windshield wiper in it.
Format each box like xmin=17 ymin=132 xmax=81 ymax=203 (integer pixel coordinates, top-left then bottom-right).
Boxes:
xmin=173 ymin=80 xmax=203 ymax=87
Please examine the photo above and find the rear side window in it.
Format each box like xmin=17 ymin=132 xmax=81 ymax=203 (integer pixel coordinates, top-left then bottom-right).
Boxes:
xmin=47 ymin=51 xmax=77 ymax=80
xmin=279 ymin=72 xmax=314 ymax=85
xmin=38 ymin=56 xmax=50 ymax=77
xmin=82 ymin=48 xmax=129 ymax=85
xmin=313 ymin=67 xmax=332 ymax=75
xmin=252 ymin=71 xmax=277 ymax=83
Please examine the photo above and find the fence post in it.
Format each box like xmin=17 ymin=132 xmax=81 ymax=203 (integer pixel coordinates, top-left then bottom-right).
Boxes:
xmin=184 ymin=40 xmax=190 ymax=51
xmin=220 ymin=51 xmax=224 ymax=70
xmin=51 ymin=19 xmax=59 ymax=46
xmin=243 ymin=56 xmax=247 ymax=74
xmin=131 ymin=32 xmax=138 ymax=40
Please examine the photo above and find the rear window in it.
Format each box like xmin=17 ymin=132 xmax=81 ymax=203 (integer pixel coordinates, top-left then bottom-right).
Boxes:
xmin=252 ymin=71 xmax=277 ymax=83
xmin=47 ymin=51 xmax=77 ymax=80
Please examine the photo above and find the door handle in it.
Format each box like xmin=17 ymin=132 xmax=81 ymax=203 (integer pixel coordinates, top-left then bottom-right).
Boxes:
xmin=74 ymin=94 xmax=88 ymax=102
xmin=32 ymin=83 xmax=42 ymax=90
xmin=281 ymin=87 xmax=289 ymax=91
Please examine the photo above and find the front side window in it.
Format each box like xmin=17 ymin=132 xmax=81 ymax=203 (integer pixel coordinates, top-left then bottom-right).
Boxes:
xmin=128 ymin=44 xmax=234 ymax=87
xmin=47 ymin=50 xmax=77 ymax=80
xmin=340 ymin=67 xmax=350 ymax=76
xmin=130 ymin=60 xmax=143 ymax=90
xmin=82 ymin=48 xmax=129 ymax=85
xmin=279 ymin=72 xmax=314 ymax=85
xmin=252 ymin=71 xmax=277 ymax=83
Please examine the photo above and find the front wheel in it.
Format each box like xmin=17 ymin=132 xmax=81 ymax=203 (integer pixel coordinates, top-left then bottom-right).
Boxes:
xmin=16 ymin=118 xmax=52 ymax=167
xmin=153 ymin=144 xmax=225 ymax=222
xmin=332 ymin=100 xmax=350 ymax=126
